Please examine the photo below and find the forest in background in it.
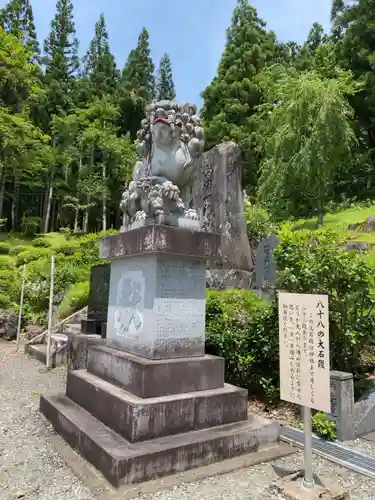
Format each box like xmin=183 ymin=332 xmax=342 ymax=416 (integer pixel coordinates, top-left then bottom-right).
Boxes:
xmin=1 ymin=0 xmax=375 ymax=234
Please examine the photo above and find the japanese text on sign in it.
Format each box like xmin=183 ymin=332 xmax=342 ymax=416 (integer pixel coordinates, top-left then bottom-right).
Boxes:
xmin=278 ymin=292 xmax=330 ymax=413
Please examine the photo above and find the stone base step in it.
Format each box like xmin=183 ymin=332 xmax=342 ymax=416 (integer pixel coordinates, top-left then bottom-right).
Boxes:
xmin=63 ymin=323 xmax=81 ymax=335
xmin=26 ymin=343 xmax=66 ymax=368
xmin=87 ymin=344 xmax=225 ymax=398
xmin=40 ymin=394 xmax=279 ymax=488
xmin=66 ymin=369 xmax=248 ymax=443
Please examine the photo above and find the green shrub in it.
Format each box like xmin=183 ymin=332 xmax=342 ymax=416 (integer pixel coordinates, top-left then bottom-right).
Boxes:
xmin=59 ymin=281 xmax=89 ymax=318
xmin=23 ymin=256 xmax=88 ymax=317
xmin=59 ymin=227 xmax=73 ymax=240
xmin=0 ymin=255 xmax=14 ymax=270
xmin=275 ymin=226 xmax=375 ymax=372
xmin=16 ymin=248 xmax=52 ymax=266
xmin=0 ymin=293 xmax=11 ymax=309
xmin=0 ymin=269 xmax=20 ymax=298
xmin=244 ymin=200 xmax=278 ymax=246
xmin=205 ymin=289 xmax=280 ymax=403
xmin=32 ymin=238 xmax=52 ymax=248
xmin=55 ymin=242 xmax=79 ymax=256
xmin=0 ymin=242 xmax=10 ymax=254
xmin=20 ymin=216 xmax=40 ymax=237
xmin=312 ymin=412 xmax=337 ymax=441
xmin=72 ymin=234 xmax=104 ymax=269
xmin=9 ymin=244 xmax=28 ymax=256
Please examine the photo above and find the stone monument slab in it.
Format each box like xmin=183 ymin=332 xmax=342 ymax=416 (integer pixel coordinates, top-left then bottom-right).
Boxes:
xmin=255 ymin=234 xmax=280 ymax=289
xmin=194 ymin=142 xmax=254 ymax=289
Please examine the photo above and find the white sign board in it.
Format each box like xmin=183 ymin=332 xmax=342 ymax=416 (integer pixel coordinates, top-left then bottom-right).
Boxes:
xmin=279 ymin=292 xmax=330 ymax=413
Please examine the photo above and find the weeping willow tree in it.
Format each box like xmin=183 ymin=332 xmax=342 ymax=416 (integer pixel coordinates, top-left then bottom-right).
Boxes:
xmin=255 ymin=64 xmax=357 ymax=225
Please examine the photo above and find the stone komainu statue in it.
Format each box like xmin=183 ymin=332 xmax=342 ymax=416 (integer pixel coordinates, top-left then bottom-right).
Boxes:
xmin=120 ymin=100 xmax=205 ymax=231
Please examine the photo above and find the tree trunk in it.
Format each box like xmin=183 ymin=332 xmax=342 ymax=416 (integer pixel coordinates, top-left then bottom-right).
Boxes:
xmin=41 ymin=135 xmax=57 ymax=233
xmin=74 ymin=211 xmax=79 ymax=232
xmin=102 ymin=163 xmax=107 ymax=232
xmin=41 ymin=181 xmax=53 ymax=233
xmin=11 ymin=177 xmax=20 ymax=231
xmin=317 ymin=196 xmax=324 ymax=227
xmin=0 ymin=168 xmax=5 ymax=222
xmin=83 ymin=144 xmax=95 ymax=233
xmin=74 ymin=147 xmax=83 ymax=233
xmin=83 ymin=210 xmax=89 ymax=233
xmin=50 ymin=198 xmax=57 ymax=232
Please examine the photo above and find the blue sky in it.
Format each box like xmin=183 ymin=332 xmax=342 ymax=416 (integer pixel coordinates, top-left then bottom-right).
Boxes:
xmin=1 ymin=0 xmax=331 ymax=105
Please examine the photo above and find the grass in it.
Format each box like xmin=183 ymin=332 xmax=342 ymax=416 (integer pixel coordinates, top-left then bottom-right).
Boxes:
xmin=0 ymin=231 xmax=68 ymax=250
xmin=293 ymin=203 xmax=375 ymax=243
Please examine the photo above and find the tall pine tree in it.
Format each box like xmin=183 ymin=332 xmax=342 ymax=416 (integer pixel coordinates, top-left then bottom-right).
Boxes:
xmin=118 ymin=27 xmax=155 ymax=138
xmin=0 ymin=0 xmax=39 ymax=60
xmin=83 ymin=13 xmax=118 ymax=97
xmin=121 ymin=27 xmax=155 ymax=102
xmin=156 ymin=53 xmax=176 ymax=101
xmin=201 ymin=0 xmax=277 ymax=191
xmin=38 ymin=0 xmax=79 ymax=232
xmin=339 ymin=0 xmax=375 ymax=191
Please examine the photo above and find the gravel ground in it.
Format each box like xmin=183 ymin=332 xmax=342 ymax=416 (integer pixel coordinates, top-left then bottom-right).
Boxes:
xmin=1 ymin=340 xmax=375 ymax=500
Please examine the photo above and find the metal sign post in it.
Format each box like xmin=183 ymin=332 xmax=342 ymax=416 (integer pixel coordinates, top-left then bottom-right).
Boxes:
xmin=46 ymin=255 xmax=55 ymax=370
xmin=278 ymin=292 xmax=330 ymax=491
xmin=303 ymin=406 xmax=314 ymax=489
xmin=16 ymin=264 xmax=26 ymax=352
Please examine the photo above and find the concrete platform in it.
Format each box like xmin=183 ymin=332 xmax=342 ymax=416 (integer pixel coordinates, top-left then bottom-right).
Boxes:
xmin=66 ymin=370 xmax=248 ymax=442
xmin=274 ymin=471 xmax=349 ymax=499
xmin=87 ymin=345 xmax=225 ymax=398
xmin=40 ymin=393 xmax=280 ymax=488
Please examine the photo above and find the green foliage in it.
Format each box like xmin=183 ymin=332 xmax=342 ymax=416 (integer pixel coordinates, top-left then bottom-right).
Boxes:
xmin=15 ymin=247 xmax=51 ymax=266
xmin=59 ymin=280 xmax=89 ymax=318
xmin=0 ymin=293 xmax=12 ymax=309
xmin=0 ymin=26 xmax=40 ymax=110
xmin=0 ymin=0 xmax=40 ymax=59
xmin=201 ymin=0 xmax=278 ymax=190
xmin=244 ymin=199 xmax=278 ymax=246
xmin=256 ymin=66 xmax=357 ymax=224
xmin=205 ymin=289 xmax=279 ymax=403
xmin=0 ymin=255 xmax=14 ymax=270
xmin=32 ymin=237 xmax=52 ymax=248
xmin=312 ymin=412 xmax=337 ymax=441
xmin=9 ymin=244 xmax=28 ymax=255
xmin=121 ymin=27 xmax=155 ymax=103
xmin=20 ymin=216 xmax=41 ymax=236
xmin=156 ymin=53 xmax=175 ymax=101
xmin=23 ymin=255 xmax=88 ymax=321
xmin=0 ymin=268 xmax=20 ymax=299
xmin=275 ymin=226 xmax=375 ymax=371
xmin=0 ymin=242 xmax=10 ymax=254
xmin=55 ymin=242 xmax=79 ymax=256
xmin=83 ymin=13 xmax=118 ymax=98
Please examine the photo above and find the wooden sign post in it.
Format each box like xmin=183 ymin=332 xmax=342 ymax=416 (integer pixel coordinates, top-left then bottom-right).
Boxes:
xmin=278 ymin=292 xmax=330 ymax=489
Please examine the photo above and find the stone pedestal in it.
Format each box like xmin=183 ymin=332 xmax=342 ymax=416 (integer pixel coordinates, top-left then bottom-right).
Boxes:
xmin=40 ymin=225 xmax=279 ymax=487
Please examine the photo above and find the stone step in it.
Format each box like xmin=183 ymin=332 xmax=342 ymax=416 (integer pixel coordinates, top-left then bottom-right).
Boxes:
xmin=51 ymin=333 xmax=68 ymax=344
xmin=66 ymin=370 xmax=248 ymax=443
xmin=26 ymin=344 xmax=66 ymax=368
xmin=87 ymin=344 xmax=225 ymax=399
xmin=40 ymin=393 xmax=280 ymax=488
xmin=62 ymin=323 xmax=81 ymax=335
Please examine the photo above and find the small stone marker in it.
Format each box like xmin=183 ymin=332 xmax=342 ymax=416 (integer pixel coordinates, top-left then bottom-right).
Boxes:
xmin=255 ymin=235 xmax=279 ymax=289
xmin=279 ymin=292 xmax=330 ymax=413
